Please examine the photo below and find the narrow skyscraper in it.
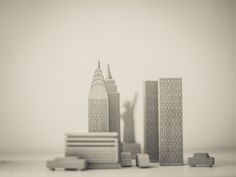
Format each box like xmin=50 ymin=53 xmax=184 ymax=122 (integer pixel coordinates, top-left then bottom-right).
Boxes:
xmin=105 ymin=64 xmax=121 ymax=141
xmin=144 ymin=81 xmax=159 ymax=162
xmin=88 ymin=61 xmax=109 ymax=132
xmin=159 ymin=78 xmax=183 ymax=166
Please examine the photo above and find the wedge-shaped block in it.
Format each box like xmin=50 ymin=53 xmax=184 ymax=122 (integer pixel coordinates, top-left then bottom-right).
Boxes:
xmin=136 ymin=154 xmax=151 ymax=168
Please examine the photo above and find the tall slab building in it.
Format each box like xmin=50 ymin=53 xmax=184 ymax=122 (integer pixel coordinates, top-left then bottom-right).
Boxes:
xmin=88 ymin=61 xmax=109 ymax=132
xmin=105 ymin=64 xmax=121 ymax=142
xmin=159 ymin=78 xmax=183 ymax=166
xmin=144 ymin=81 xmax=159 ymax=162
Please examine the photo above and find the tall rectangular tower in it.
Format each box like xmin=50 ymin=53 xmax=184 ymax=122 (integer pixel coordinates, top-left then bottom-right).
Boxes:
xmin=105 ymin=64 xmax=121 ymax=142
xmin=144 ymin=81 xmax=159 ymax=162
xmin=159 ymin=78 xmax=183 ymax=166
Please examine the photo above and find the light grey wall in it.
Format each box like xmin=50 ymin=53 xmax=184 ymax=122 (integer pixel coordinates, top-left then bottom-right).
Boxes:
xmin=0 ymin=0 xmax=235 ymax=153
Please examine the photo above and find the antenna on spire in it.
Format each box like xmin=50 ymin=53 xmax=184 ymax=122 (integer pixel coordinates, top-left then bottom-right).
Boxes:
xmin=98 ymin=60 xmax=100 ymax=68
xmin=107 ymin=64 xmax=112 ymax=79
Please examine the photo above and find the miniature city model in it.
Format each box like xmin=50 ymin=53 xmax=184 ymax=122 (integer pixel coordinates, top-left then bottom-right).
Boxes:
xmin=144 ymin=81 xmax=159 ymax=162
xmin=159 ymin=78 xmax=183 ymax=166
xmin=188 ymin=153 xmax=215 ymax=167
xmin=47 ymin=61 xmax=188 ymax=171
xmin=88 ymin=61 xmax=109 ymax=132
xmin=65 ymin=132 xmax=119 ymax=164
xmin=46 ymin=157 xmax=87 ymax=171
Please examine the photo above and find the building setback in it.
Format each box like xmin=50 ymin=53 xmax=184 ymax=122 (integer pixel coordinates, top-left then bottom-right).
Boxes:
xmin=159 ymin=78 xmax=183 ymax=166
xmin=105 ymin=64 xmax=121 ymax=142
xmin=88 ymin=61 xmax=109 ymax=132
xmin=144 ymin=81 xmax=159 ymax=162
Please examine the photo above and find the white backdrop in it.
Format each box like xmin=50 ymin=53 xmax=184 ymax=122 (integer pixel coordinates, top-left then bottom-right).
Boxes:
xmin=0 ymin=0 xmax=235 ymax=153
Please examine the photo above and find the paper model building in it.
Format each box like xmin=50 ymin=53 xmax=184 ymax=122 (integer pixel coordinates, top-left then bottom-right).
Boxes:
xmin=159 ymin=78 xmax=183 ymax=166
xmin=105 ymin=64 xmax=121 ymax=142
xmin=144 ymin=81 xmax=159 ymax=162
xmin=88 ymin=61 xmax=109 ymax=132
xmin=65 ymin=132 xmax=119 ymax=163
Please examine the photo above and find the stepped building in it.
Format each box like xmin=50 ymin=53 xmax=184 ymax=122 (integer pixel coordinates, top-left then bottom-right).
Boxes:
xmin=88 ymin=61 xmax=109 ymax=132
xmin=105 ymin=64 xmax=121 ymax=142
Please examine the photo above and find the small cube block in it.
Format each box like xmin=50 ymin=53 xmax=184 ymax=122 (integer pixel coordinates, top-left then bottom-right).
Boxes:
xmin=136 ymin=153 xmax=151 ymax=168
xmin=121 ymin=152 xmax=132 ymax=167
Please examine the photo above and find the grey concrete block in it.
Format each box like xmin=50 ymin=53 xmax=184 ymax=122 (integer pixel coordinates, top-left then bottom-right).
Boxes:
xmin=121 ymin=152 xmax=132 ymax=167
xmin=136 ymin=153 xmax=151 ymax=168
xmin=120 ymin=143 xmax=141 ymax=159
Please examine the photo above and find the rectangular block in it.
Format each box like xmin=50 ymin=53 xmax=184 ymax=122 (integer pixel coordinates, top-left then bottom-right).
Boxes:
xmin=87 ymin=163 xmax=121 ymax=169
xmin=159 ymin=78 xmax=183 ymax=166
xmin=121 ymin=152 xmax=132 ymax=167
xmin=144 ymin=81 xmax=159 ymax=162
xmin=120 ymin=143 xmax=141 ymax=159
xmin=65 ymin=132 xmax=119 ymax=163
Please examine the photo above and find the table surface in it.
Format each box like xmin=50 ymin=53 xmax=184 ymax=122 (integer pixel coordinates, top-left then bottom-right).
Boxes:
xmin=0 ymin=150 xmax=236 ymax=177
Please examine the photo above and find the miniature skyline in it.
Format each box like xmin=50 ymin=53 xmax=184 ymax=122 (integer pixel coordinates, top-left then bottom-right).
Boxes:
xmin=48 ymin=61 xmax=185 ymax=171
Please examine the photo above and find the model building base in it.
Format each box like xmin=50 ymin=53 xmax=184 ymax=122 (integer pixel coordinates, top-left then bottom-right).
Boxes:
xmin=121 ymin=143 xmax=141 ymax=159
xmin=65 ymin=132 xmax=119 ymax=163
xmin=46 ymin=157 xmax=87 ymax=171
xmin=87 ymin=163 xmax=122 ymax=169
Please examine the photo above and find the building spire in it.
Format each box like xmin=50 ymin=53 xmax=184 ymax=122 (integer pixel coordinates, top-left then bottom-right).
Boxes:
xmin=107 ymin=64 xmax=112 ymax=79
xmin=98 ymin=60 xmax=100 ymax=68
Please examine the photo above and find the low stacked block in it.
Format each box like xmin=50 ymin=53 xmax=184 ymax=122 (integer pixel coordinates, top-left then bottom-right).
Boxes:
xmin=65 ymin=132 xmax=119 ymax=164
